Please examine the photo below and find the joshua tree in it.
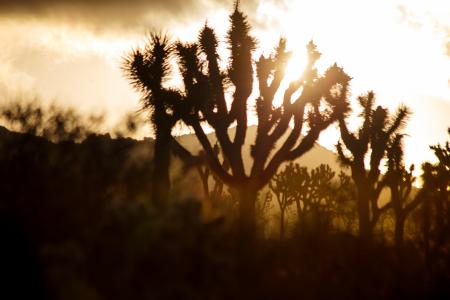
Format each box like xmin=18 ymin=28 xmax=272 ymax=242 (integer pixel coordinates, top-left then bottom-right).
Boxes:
xmin=269 ymin=162 xmax=300 ymax=239
xmin=173 ymin=7 xmax=349 ymax=238
xmin=270 ymin=163 xmax=339 ymax=237
xmin=418 ymin=128 xmax=450 ymax=257
xmin=125 ymin=6 xmax=349 ymax=237
xmin=337 ymin=91 xmax=410 ymax=241
xmin=430 ymin=129 xmax=450 ymax=246
xmin=384 ymin=135 xmax=422 ymax=247
xmin=333 ymin=171 xmax=358 ymax=232
xmin=304 ymin=164 xmax=336 ymax=232
xmin=124 ymin=35 xmax=185 ymax=208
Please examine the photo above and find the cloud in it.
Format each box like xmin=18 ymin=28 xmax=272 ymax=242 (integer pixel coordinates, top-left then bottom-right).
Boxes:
xmin=397 ymin=5 xmax=423 ymax=29
xmin=0 ymin=0 xmax=212 ymax=14
xmin=0 ymin=0 xmax=236 ymax=32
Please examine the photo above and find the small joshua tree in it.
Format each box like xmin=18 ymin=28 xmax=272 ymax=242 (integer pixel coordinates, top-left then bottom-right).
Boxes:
xmin=269 ymin=162 xmax=300 ymax=239
xmin=304 ymin=164 xmax=336 ymax=233
xmin=334 ymin=171 xmax=358 ymax=232
xmin=337 ymin=91 xmax=411 ymax=241
xmin=270 ymin=163 xmax=338 ymax=238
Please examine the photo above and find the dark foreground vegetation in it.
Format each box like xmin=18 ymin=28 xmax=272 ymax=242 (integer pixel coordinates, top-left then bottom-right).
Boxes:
xmin=1 ymin=5 xmax=449 ymax=300
xmin=0 ymin=123 xmax=449 ymax=300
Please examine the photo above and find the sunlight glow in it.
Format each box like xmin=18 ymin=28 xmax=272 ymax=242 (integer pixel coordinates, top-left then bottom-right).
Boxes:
xmin=0 ymin=0 xmax=448 ymax=170
xmin=284 ymin=51 xmax=308 ymax=86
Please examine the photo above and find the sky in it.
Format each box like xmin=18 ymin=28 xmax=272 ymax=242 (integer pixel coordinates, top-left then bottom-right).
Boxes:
xmin=0 ymin=0 xmax=449 ymax=169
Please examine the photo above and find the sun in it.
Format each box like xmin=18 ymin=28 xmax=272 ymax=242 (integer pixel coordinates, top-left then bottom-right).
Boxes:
xmin=284 ymin=50 xmax=308 ymax=85
xmin=266 ymin=49 xmax=309 ymax=108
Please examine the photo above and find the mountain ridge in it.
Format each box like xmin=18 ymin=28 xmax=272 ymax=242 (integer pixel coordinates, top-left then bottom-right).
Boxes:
xmin=174 ymin=125 xmax=343 ymax=175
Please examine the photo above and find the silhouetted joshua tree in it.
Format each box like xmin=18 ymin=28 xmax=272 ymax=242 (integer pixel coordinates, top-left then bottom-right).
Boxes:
xmin=124 ymin=35 xmax=184 ymax=208
xmin=418 ymin=128 xmax=450 ymax=257
xmin=334 ymin=171 xmax=358 ymax=232
xmin=269 ymin=162 xmax=300 ymax=239
xmin=174 ymin=7 xmax=349 ymax=238
xmin=294 ymin=164 xmax=336 ymax=234
xmin=430 ymin=128 xmax=450 ymax=246
xmin=125 ymin=6 xmax=349 ymax=237
xmin=270 ymin=163 xmax=338 ymax=237
xmin=305 ymin=164 xmax=336 ymax=232
xmin=270 ymin=163 xmax=311 ymax=233
xmin=384 ymin=135 xmax=422 ymax=247
xmin=337 ymin=91 xmax=410 ymax=241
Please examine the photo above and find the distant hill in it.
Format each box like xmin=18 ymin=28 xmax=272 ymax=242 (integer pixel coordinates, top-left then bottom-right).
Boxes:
xmin=175 ymin=125 xmax=342 ymax=174
xmin=174 ymin=125 xmax=398 ymax=206
xmin=3 ymin=124 xmax=404 ymax=206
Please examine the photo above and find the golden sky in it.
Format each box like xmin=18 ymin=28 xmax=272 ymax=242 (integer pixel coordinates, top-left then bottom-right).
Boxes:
xmin=0 ymin=0 xmax=449 ymax=168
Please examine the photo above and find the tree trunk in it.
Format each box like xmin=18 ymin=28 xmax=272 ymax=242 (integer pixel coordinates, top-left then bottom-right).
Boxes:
xmin=295 ymin=199 xmax=305 ymax=235
xmin=394 ymin=213 xmax=405 ymax=248
xmin=197 ymin=167 xmax=210 ymax=202
xmin=280 ymin=209 xmax=285 ymax=240
xmin=421 ymin=200 xmax=431 ymax=267
xmin=151 ymin=121 xmax=171 ymax=209
xmin=357 ymin=186 xmax=372 ymax=242
xmin=238 ymin=187 xmax=258 ymax=241
xmin=436 ymin=185 xmax=446 ymax=247
xmin=236 ymin=187 xmax=258 ymax=295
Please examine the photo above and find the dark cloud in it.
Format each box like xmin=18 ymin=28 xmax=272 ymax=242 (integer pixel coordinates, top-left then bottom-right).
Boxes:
xmin=0 ymin=0 xmax=242 ymax=32
xmin=0 ymin=0 xmax=213 ymax=14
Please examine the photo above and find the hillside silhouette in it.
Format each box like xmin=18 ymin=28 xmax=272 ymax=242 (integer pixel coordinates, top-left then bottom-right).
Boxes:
xmin=0 ymin=123 xmax=344 ymax=204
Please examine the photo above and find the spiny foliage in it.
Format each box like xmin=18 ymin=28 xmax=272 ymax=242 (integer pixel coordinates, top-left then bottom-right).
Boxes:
xmin=124 ymin=34 xmax=172 ymax=96
xmin=123 ymin=34 xmax=184 ymax=128
xmin=336 ymin=91 xmax=411 ymax=238
xmin=430 ymin=127 xmax=450 ymax=170
xmin=227 ymin=7 xmax=256 ymax=102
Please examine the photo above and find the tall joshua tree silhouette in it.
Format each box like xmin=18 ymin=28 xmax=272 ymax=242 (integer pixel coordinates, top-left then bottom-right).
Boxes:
xmin=176 ymin=7 xmax=350 ymax=237
xmin=337 ymin=91 xmax=410 ymax=241
xmin=125 ymin=6 xmax=350 ymax=237
xmin=124 ymin=35 xmax=184 ymax=208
